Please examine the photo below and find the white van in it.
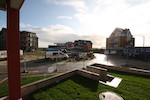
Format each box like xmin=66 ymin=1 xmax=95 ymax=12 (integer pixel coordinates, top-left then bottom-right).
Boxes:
xmin=0 ymin=50 xmax=23 ymax=60
xmin=45 ymin=49 xmax=69 ymax=59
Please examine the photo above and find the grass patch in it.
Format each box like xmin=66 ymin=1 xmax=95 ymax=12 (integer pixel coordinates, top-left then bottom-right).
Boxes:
xmin=33 ymin=73 xmax=150 ymax=100
xmin=24 ymin=52 xmax=44 ymax=56
xmin=0 ymin=75 xmax=54 ymax=98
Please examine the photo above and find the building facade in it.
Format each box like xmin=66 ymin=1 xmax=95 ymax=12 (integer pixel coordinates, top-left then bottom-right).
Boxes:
xmin=54 ymin=43 xmax=66 ymax=49
xmin=20 ymin=31 xmax=38 ymax=52
xmin=0 ymin=28 xmax=38 ymax=51
xmin=65 ymin=42 xmax=74 ymax=49
xmin=124 ymin=47 xmax=150 ymax=60
xmin=106 ymin=28 xmax=135 ymax=50
xmin=0 ymin=28 xmax=7 ymax=50
xmin=74 ymin=40 xmax=92 ymax=50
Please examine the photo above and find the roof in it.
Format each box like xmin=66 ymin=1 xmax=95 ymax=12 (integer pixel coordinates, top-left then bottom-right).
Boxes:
xmin=125 ymin=47 xmax=150 ymax=49
xmin=75 ymin=40 xmax=92 ymax=44
xmin=0 ymin=0 xmax=6 ymax=11
xmin=21 ymin=31 xmax=36 ymax=34
xmin=0 ymin=0 xmax=24 ymax=11
xmin=109 ymin=27 xmax=132 ymax=38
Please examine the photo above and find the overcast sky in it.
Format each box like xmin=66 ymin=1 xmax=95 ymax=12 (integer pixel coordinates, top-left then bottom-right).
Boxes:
xmin=0 ymin=0 xmax=150 ymax=48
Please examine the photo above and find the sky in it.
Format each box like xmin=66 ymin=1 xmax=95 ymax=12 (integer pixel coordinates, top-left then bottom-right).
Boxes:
xmin=0 ymin=0 xmax=150 ymax=48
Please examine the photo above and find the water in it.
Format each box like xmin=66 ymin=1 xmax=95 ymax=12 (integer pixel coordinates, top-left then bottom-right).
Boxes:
xmin=50 ymin=53 xmax=114 ymax=73
xmin=50 ymin=53 xmax=150 ymax=73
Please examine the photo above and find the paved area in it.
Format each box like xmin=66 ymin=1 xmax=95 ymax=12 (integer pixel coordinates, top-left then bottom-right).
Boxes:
xmin=0 ymin=53 xmax=150 ymax=81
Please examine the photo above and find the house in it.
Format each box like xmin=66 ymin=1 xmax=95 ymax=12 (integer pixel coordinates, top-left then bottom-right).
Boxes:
xmin=106 ymin=28 xmax=135 ymax=51
xmin=74 ymin=40 xmax=92 ymax=50
xmin=124 ymin=47 xmax=150 ymax=60
xmin=65 ymin=42 xmax=74 ymax=49
xmin=54 ymin=43 xmax=66 ymax=49
xmin=0 ymin=28 xmax=38 ymax=52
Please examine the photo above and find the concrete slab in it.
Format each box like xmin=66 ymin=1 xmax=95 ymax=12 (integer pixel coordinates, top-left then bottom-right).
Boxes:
xmin=99 ymin=75 xmax=122 ymax=88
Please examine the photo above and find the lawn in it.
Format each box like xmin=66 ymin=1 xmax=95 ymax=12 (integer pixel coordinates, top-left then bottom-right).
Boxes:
xmin=33 ymin=71 xmax=150 ymax=100
xmin=24 ymin=52 xmax=45 ymax=56
xmin=0 ymin=75 xmax=54 ymax=98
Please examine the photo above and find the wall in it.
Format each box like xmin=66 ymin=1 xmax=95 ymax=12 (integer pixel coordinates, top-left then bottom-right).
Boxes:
xmin=91 ymin=63 xmax=150 ymax=76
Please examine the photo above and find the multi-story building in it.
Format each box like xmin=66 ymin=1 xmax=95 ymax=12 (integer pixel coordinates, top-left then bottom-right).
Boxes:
xmin=0 ymin=28 xmax=7 ymax=50
xmin=74 ymin=40 xmax=92 ymax=50
xmin=65 ymin=42 xmax=74 ymax=49
xmin=106 ymin=28 xmax=134 ymax=50
xmin=20 ymin=31 xmax=38 ymax=52
xmin=0 ymin=28 xmax=38 ymax=51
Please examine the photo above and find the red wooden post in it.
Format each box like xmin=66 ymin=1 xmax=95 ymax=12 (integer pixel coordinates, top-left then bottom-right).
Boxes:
xmin=7 ymin=0 xmax=21 ymax=99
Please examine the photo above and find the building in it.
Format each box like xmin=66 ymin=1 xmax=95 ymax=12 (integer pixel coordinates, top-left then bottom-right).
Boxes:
xmin=124 ymin=47 xmax=150 ymax=60
xmin=74 ymin=40 xmax=92 ymax=50
xmin=20 ymin=31 xmax=38 ymax=52
xmin=48 ymin=45 xmax=57 ymax=49
xmin=0 ymin=28 xmax=7 ymax=50
xmin=65 ymin=42 xmax=74 ymax=49
xmin=0 ymin=28 xmax=38 ymax=51
xmin=54 ymin=43 xmax=66 ymax=49
xmin=106 ymin=28 xmax=135 ymax=50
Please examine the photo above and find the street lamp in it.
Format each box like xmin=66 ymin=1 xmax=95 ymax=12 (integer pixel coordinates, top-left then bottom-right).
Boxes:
xmin=142 ymin=36 xmax=147 ymax=60
xmin=142 ymin=36 xmax=145 ymax=47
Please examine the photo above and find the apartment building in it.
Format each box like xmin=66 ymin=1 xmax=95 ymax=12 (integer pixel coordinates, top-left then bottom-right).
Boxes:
xmin=65 ymin=42 xmax=74 ymax=49
xmin=0 ymin=28 xmax=38 ymax=51
xmin=74 ymin=40 xmax=92 ymax=50
xmin=0 ymin=28 xmax=7 ymax=50
xmin=106 ymin=28 xmax=134 ymax=50
xmin=20 ymin=31 xmax=38 ymax=52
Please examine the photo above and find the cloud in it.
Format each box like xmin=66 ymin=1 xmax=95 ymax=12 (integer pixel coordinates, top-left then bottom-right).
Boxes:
xmin=20 ymin=23 xmax=105 ymax=48
xmin=74 ymin=0 xmax=150 ymax=37
xmin=45 ymin=0 xmax=150 ymax=37
xmin=0 ymin=20 xmax=5 ymax=30
xmin=0 ymin=25 xmax=6 ymax=30
xmin=45 ymin=0 xmax=87 ymax=13
xmin=133 ymin=34 xmax=150 ymax=47
xmin=35 ymin=0 xmax=150 ymax=47
xmin=57 ymin=16 xmax=72 ymax=19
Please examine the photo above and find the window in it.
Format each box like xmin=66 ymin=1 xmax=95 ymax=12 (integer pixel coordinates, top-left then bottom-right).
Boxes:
xmin=53 ymin=53 xmax=58 ymax=55
xmin=136 ymin=49 xmax=139 ymax=53
xmin=60 ymin=52 xmax=64 ymax=55
xmin=146 ymin=48 xmax=150 ymax=52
